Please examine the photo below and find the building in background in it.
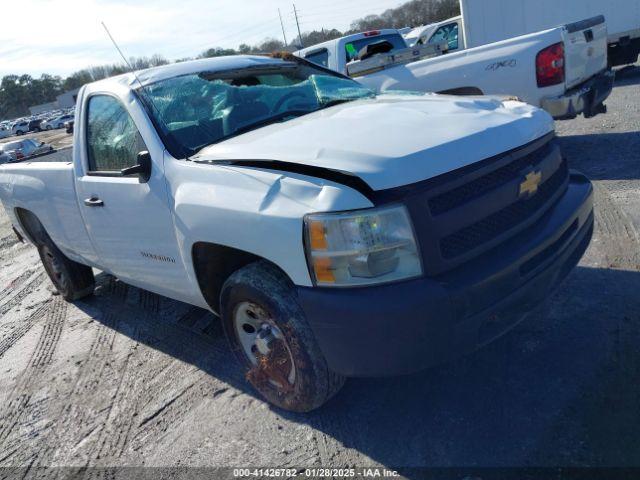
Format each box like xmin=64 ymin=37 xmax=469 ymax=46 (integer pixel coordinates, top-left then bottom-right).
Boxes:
xmin=56 ymin=88 xmax=80 ymax=109
xmin=27 ymin=87 xmax=81 ymax=116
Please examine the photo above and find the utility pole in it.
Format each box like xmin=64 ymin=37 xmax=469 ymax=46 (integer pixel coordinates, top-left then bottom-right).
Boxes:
xmin=293 ymin=4 xmax=304 ymax=48
xmin=278 ymin=8 xmax=288 ymax=47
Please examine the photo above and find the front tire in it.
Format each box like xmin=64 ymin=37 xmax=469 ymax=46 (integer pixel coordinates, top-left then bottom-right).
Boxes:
xmin=220 ymin=262 xmax=345 ymax=412
xmin=38 ymin=235 xmax=95 ymax=301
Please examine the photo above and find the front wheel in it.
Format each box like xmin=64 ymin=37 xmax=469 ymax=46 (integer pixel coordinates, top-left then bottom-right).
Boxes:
xmin=220 ymin=262 xmax=345 ymax=412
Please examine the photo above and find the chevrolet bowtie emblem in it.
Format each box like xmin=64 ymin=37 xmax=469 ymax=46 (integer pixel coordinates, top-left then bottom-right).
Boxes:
xmin=519 ymin=171 xmax=542 ymax=197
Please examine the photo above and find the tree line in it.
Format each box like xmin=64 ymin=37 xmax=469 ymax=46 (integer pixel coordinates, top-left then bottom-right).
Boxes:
xmin=0 ymin=0 xmax=459 ymax=119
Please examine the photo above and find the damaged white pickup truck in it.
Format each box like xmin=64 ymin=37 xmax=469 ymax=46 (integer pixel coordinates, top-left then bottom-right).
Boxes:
xmin=0 ymin=56 xmax=594 ymax=411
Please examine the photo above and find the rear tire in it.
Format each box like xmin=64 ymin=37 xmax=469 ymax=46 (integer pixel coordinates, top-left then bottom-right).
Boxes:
xmin=38 ymin=235 xmax=94 ymax=301
xmin=220 ymin=261 xmax=345 ymax=412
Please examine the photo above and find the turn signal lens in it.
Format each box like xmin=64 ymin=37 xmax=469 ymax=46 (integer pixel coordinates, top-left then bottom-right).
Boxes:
xmin=309 ymin=220 xmax=328 ymax=250
xmin=304 ymin=205 xmax=422 ymax=287
xmin=312 ymin=257 xmax=336 ymax=283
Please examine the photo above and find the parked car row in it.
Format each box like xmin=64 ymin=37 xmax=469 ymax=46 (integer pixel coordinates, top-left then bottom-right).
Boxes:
xmin=0 ymin=108 xmax=75 ymax=139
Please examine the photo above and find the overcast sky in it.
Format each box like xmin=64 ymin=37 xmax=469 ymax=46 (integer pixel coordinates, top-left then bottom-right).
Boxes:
xmin=0 ymin=0 xmax=403 ymax=78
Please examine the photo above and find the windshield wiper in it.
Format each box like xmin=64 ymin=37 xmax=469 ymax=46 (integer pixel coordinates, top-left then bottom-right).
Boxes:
xmin=320 ymin=99 xmax=351 ymax=109
xmin=317 ymin=96 xmax=374 ymax=111
xmin=192 ymin=110 xmax=312 ymax=155
xmin=232 ymin=110 xmax=311 ymax=137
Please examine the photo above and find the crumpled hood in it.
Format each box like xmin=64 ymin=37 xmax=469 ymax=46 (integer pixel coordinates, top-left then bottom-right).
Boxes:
xmin=195 ymin=94 xmax=554 ymax=191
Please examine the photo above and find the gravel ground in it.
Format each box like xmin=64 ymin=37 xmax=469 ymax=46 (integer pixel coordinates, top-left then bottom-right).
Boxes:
xmin=0 ymin=64 xmax=639 ymax=473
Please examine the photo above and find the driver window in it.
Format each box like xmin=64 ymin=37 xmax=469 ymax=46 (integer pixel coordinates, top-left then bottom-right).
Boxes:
xmin=86 ymin=95 xmax=147 ymax=173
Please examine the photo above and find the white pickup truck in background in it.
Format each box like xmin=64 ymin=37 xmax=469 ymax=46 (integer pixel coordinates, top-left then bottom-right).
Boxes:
xmin=296 ymin=17 xmax=614 ymax=120
xmin=0 ymin=56 xmax=594 ymax=411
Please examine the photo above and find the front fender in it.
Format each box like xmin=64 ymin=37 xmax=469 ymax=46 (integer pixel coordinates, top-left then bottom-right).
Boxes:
xmin=164 ymin=155 xmax=373 ymax=287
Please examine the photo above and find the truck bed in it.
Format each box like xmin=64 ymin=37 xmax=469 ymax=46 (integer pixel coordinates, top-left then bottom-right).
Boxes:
xmin=356 ymin=18 xmax=608 ymax=113
xmin=0 ymin=160 xmax=94 ymax=265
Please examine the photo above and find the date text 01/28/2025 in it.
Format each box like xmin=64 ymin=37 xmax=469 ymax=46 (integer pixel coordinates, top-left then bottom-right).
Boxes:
xmin=233 ymin=468 xmax=400 ymax=477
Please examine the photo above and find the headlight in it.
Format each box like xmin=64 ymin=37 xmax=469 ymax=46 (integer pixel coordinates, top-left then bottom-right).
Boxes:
xmin=304 ymin=204 xmax=422 ymax=287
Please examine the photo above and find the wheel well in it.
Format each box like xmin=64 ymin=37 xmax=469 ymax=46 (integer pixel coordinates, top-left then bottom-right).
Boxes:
xmin=14 ymin=208 xmax=47 ymax=245
xmin=192 ymin=242 xmax=279 ymax=314
xmin=437 ymin=86 xmax=484 ymax=96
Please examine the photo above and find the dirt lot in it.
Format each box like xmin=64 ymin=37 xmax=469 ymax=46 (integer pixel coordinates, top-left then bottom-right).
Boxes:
xmin=1 ymin=65 xmax=639 ymax=473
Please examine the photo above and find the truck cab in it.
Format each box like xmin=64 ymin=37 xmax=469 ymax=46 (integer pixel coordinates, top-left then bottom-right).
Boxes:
xmin=404 ymin=16 xmax=464 ymax=52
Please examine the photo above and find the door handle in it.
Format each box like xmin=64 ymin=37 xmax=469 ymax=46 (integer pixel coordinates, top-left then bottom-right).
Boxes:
xmin=84 ymin=197 xmax=104 ymax=207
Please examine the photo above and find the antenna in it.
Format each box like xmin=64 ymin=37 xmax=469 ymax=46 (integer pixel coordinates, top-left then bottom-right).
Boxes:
xmin=101 ymin=21 xmax=146 ymax=90
xmin=278 ymin=9 xmax=288 ymax=46
xmin=100 ymin=21 xmax=168 ymax=149
xmin=293 ymin=4 xmax=304 ymax=48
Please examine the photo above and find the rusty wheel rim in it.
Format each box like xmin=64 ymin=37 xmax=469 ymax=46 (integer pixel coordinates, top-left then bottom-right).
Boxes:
xmin=233 ymin=301 xmax=296 ymax=389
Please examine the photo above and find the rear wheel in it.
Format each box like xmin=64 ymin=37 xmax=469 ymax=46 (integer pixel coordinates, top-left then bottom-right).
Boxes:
xmin=38 ymin=235 xmax=94 ymax=301
xmin=220 ymin=262 xmax=345 ymax=412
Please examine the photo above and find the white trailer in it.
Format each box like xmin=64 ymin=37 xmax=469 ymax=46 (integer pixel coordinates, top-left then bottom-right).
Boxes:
xmin=460 ymin=0 xmax=640 ymax=66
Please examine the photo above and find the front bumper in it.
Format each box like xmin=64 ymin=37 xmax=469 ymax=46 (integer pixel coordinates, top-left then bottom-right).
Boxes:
xmin=541 ymin=69 xmax=615 ymax=119
xmin=297 ymin=172 xmax=594 ymax=377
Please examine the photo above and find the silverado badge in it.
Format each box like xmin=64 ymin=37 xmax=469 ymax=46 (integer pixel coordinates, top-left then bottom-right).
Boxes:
xmin=519 ymin=171 xmax=542 ymax=198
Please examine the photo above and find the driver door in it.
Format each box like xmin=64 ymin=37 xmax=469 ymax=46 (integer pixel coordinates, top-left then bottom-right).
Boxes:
xmin=75 ymin=94 xmax=190 ymax=301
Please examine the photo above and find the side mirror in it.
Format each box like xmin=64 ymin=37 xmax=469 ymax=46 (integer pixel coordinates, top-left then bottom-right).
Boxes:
xmin=121 ymin=150 xmax=152 ymax=183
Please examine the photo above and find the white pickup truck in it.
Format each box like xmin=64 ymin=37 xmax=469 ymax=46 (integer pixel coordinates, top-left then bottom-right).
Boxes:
xmin=0 ymin=56 xmax=594 ymax=411
xmin=296 ymin=17 xmax=614 ymax=120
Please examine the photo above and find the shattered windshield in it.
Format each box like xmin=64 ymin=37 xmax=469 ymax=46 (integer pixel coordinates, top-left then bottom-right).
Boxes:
xmin=139 ymin=64 xmax=375 ymax=158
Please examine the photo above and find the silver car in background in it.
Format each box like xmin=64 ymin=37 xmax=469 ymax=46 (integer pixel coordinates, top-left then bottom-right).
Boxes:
xmin=47 ymin=114 xmax=74 ymax=129
xmin=0 ymin=138 xmax=53 ymax=161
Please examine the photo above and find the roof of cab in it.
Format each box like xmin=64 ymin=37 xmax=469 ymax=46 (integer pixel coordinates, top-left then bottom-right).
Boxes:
xmin=91 ymin=55 xmax=289 ymax=89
